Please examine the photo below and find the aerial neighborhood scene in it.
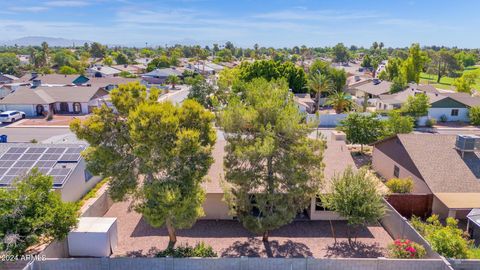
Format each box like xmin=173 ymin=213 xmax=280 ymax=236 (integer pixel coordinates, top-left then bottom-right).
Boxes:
xmin=1 ymin=1 xmax=480 ymax=270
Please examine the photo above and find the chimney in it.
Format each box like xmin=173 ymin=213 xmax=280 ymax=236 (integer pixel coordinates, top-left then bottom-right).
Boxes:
xmin=32 ymin=79 xmax=41 ymax=88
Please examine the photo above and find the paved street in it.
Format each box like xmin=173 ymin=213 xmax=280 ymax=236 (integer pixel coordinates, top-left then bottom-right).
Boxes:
xmin=0 ymin=127 xmax=73 ymax=142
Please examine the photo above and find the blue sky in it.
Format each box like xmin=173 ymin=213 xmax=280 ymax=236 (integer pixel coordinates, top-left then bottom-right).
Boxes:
xmin=0 ymin=0 xmax=479 ymax=48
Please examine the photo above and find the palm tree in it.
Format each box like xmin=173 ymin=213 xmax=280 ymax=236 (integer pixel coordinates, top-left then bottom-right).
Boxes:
xmin=325 ymin=91 xmax=353 ymax=114
xmin=308 ymin=73 xmax=333 ymax=112
xmin=166 ymin=74 xmax=180 ymax=89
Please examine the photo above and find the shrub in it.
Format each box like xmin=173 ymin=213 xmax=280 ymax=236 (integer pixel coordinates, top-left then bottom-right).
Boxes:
xmin=439 ymin=114 xmax=448 ymax=123
xmin=425 ymin=118 xmax=436 ymax=127
xmin=156 ymin=242 xmax=217 ymax=258
xmin=386 ymin=177 xmax=414 ymax=193
xmin=470 ymin=106 xmax=480 ymax=126
xmin=411 ymin=215 xmax=471 ymax=259
xmin=388 ymin=239 xmax=426 ymax=259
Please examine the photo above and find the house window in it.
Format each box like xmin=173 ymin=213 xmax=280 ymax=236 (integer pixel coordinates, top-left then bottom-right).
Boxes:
xmin=59 ymin=102 xmax=69 ymax=112
xmin=84 ymin=170 xmax=93 ymax=182
xmin=315 ymin=196 xmax=331 ymax=211
xmin=73 ymin=102 xmax=82 ymax=114
xmin=393 ymin=165 xmax=400 ymax=178
xmin=451 ymin=109 xmax=459 ymax=116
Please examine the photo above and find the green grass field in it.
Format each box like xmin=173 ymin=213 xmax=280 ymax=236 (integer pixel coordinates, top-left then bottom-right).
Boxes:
xmin=420 ymin=66 xmax=480 ymax=91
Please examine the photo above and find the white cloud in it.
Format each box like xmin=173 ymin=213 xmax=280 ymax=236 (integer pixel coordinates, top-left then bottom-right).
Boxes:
xmin=45 ymin=1 xmax=91 ymax=7
xmin=9 ymin=6 xmax=49 ymax=12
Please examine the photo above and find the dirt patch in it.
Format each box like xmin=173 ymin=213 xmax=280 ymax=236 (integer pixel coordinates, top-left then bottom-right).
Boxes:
xmin=104 ymin=201 xmax=392 ymax=258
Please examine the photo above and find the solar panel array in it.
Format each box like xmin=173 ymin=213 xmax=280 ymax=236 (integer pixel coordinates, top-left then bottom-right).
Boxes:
xmin=0 ymin=146 xmax=84 ymax=187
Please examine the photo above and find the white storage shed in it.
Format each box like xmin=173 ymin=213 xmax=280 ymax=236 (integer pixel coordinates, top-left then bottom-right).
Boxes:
xmin=68 ymin=217 xmax=118 ymax=257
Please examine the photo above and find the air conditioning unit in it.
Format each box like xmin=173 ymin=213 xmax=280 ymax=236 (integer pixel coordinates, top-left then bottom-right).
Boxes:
xmin=455 ymin=134 xmax=480 ymax=157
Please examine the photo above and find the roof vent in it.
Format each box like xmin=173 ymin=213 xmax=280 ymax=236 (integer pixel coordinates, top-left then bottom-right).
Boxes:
xmin=372 ymin=78 xmax=381 ymax=85
xmin=32 ymin=79 xmax=41 ymax=88
xmin=455 ymin=134 xmax=480 ymax=158
xmin=31 ymin=72 xmax=38 ymax=79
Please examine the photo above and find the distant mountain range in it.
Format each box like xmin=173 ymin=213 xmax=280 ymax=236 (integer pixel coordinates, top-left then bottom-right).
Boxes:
xmin=0 ymin=36 xmax=242 ymax=48
xmin=0 ymin=36 xmax=92 ymax=47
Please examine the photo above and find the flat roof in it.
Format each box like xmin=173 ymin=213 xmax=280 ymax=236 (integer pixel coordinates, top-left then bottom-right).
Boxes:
xmin=435 ymin=193 xmax=480 ymax=209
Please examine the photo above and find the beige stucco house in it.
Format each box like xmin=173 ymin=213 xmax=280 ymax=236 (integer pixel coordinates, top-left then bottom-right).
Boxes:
xmin=200 ymin=134 xmax=358 ymax=221
xmin=372 ymin=134 xmax=480 ymax=219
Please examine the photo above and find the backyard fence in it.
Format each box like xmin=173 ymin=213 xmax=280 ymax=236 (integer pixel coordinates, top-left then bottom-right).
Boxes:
xmin=379 ymin=199 xmax=438 ymax=259
xmin=25 ymin=257 xmax=451 ymax=270
xmin=386 ymin=194 xmax=433 ymax=219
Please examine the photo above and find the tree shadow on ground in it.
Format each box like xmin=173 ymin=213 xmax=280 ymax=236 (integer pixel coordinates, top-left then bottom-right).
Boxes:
xmin=221 ymin=238 xmax=313 ymax=258
xmin=324 ymin=241 xmax=385 ymax=258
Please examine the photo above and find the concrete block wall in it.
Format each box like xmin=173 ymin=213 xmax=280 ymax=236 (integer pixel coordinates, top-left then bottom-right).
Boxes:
xmin=30 ymin=257 xmax=451 ymax=270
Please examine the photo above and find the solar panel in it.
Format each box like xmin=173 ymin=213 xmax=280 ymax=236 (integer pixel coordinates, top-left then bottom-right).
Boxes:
xmin=34 ymin=160 xmax=56 ymax=168
xmin=20 ymin=154 xmax=42 ymax=160
xmin=59 ymin=154 xmax=81 ymax=162
xmin=40 ymin=154 xmax=62 ymax=160
xmin=1 ymin=154 xmax=22 ymax=160
xmin=26 ymin=147 xmax=47 ymax=154
xmin=66 ymin=147 xmax=83 ymax=154
xmin=13 ymin=160 xmax=36 ymax=168
xmin=6 ymin=147 xmax=27 ymax=154
xmin=36 ymin=168 xmax=51 ymax=174
xmin=49 ymin=168 xmax=71 ymax=176
xmin=5 ymin=167 xmax=29 ymax=176
xmin=52 ymin=175 xmax=67 ymax=186
xmin=0 ymin=175 xmax=16 ymax=186
xmin=0 ymin=160 xmax=15 ymax=167
xmin=0 ymin=168 xmax=8 ymax=176
xmin=45 ymin=148 xmax=66 ymax=154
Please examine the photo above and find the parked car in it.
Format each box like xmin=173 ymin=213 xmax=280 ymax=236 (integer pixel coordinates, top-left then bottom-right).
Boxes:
xmin=0 ymin=110 xmax=26 ymax=123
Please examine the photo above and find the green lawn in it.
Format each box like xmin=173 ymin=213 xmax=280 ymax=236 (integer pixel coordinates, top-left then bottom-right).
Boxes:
xmin=420 ymin=66 xmax=480 ymax=91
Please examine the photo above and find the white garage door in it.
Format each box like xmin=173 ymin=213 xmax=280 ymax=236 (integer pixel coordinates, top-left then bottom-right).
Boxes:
xmin=5 ymin=105 xmax=34 ymax=116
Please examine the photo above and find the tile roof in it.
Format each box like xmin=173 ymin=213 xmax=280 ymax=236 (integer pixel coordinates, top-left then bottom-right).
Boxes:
xmin=0 ymin=85 xmax=108 ymax=104
xmin=354 ymin=80 xmax=392 ymax=96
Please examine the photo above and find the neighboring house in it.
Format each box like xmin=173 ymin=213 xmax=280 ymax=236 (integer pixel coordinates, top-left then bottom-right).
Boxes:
xmin=294 ymin=93 xmax=315 ymax=113
xmin=372 ymin=134 xmax=480 ymax=219
xmin=0 ymin=85 xmax=109 ymax=116
xmin=376 ymin=84 xmax=480 ymax=123
xmin=188 ymin=63 xmax=216 ymax=75
xmin=200 ymin=134 xmax=364 ymax=221
xmin=87 ymin=65 xmax=122 ymax=78
xmin=349 ymin=79 xmax=392 ymax=98
xmin=0 ymin=74 xmax=19 ymax=84
xmin=141 ymin=68 xmax=183 ymax=84
xmin=205 ymin=62 xmax=225 ymax=73
xmin=467 ymin=209 xmax=480 ymax=246
xmin=0 ymin=143 xmax=102 ymax=202
xmin=17 ymin=54 xmax=30 ymax=65
xmin=111 ymin=64 xmax=145 ymax=75
xmin=16 ymin=73 xmax=137 ymax=90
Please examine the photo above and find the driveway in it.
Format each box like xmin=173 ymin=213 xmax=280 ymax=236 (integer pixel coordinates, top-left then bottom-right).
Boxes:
xmin=0 ymin=127 xmax=72 ymax=142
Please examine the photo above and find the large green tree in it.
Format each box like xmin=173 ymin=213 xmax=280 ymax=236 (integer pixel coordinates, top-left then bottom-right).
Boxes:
xmin=308 ymin=73 xmax=333 ymax=112
xmin=402 ymin=43 xmax=428 ymax=83
xmin=428 ymin=49 xmax=462 ymax=83
xmin=0 ymin=53 xmax=20 ymax=75
xmin=220 ymin=78 xmax=324 ymax=241
xmin=332 ymin=43 xmax=350 ymax=64
xmin=0 ymin=170 xmax=78 ymax=256
xmin=238 ymin=60 xmax=307 ymax=93
xmin=71 ymin=82 xmax=216 ymax=247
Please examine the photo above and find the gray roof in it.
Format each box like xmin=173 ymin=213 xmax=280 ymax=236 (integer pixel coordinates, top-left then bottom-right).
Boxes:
xmin=0 ymin=85 xmax=108 ymax=105
xmin=468 ymin=209 xmax=480 ymax=227
xmin=354 ymin=80 xmax=392 ymax=96
xmin=378 ymin=87 xmax=480 ymax=107
xmin=442 ymin=92 xmax=480 ymax=107
xmin=142 ymin=68 xmax=182 ymax=78
xmin=395 ymin=134 xmax=480 ymax=193
xmin=0 ymin=74 xmax=19 ymax=81
xmin=88 ymin=66 xmax=121 ymax=75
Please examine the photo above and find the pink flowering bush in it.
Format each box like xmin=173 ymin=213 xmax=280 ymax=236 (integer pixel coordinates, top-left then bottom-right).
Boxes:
xmin=388 ymin=239 xmax=426 ymax=259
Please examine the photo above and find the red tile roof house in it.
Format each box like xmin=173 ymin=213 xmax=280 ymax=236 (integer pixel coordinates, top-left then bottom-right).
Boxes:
xmin=372 ymin=133 xmax=480 ymax=219
xmin=201 ymin=134 xmax=359 ymax=221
